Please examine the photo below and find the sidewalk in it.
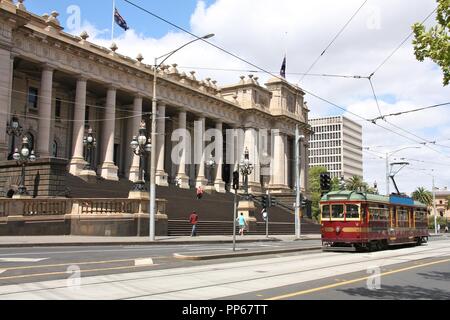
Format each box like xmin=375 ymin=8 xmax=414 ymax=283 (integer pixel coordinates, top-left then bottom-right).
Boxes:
xmin=0 ymin=234 xmax=321 ymax=248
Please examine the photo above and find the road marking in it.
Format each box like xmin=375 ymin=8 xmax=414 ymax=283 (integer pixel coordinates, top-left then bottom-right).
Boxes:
xmin=134 ymin=258 xmax=154 ymax=266
xmin=0 ymin=270 xmax=5 ymax=275
xmin=0 ymin=264 xmax=157 ymax=281
xmin=0 ymin=257 xmax=164 ymax=272
xmin=0 ymin=258 xmax=48 ymax=263
xmin=267 ymin=257 xmax=450 ymax=300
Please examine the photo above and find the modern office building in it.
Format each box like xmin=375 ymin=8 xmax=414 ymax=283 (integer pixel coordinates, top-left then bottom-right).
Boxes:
xmin=308 ymin=116 xmax=363 ymax=180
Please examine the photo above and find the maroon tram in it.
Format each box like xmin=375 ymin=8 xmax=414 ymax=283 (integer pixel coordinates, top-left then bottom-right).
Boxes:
xmin=320 ymin=191 xmax=429 ymax=251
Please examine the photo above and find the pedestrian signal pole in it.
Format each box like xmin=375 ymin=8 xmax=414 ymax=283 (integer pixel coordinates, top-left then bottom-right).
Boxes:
xmin=264 ymin=191 xmax=270 ymax=238
xmin=232 ymin=171 xmax=239 ymax=252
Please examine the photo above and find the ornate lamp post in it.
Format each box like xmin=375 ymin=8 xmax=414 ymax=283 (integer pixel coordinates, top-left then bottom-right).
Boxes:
xmin=239 ymin=147 xmax=253 ymax=199
xmin=6 ymin=116 xmax=23 ymax=160
xmin=83 ymin=128 xmax=96 ymax=170
xmin=12 ymin=136 xmax=36 ymax=197
xmin=130 ymin=120 xmax=152 ymax=192
xmin=206 ymin=155 xmax=216 ymax=186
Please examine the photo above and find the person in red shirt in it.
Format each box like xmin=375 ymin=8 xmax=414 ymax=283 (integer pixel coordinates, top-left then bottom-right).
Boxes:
xmin=189 ymin=211 xmax=199 ymax=237
xmin=196 ymin=186 xmax=204 ymax=200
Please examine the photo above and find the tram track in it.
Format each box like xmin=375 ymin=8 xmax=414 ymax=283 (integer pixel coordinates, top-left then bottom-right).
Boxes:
xmin=0 ymin=241 xmax=448 ymax=299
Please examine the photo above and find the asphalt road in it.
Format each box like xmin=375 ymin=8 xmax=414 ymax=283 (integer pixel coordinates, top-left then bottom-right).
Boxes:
xmin=0 ymin=236 xmax=448 ymax=299
xmin=224 ymin=256 xmax=450 ymax=300
xmin=0 ymin=240 xmax=321 ymax=286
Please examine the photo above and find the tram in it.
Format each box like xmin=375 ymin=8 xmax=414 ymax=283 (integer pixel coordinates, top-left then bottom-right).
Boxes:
xmin=320 ymin=191 xmax=429 ymax=251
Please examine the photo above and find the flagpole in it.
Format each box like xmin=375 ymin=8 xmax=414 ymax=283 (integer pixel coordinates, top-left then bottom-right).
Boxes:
xmin=111 ymin=0 xmax=115 ymax=41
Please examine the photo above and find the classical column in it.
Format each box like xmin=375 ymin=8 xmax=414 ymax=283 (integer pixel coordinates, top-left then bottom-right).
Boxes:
xmin=128 ymin=95 xmax=142 ymax=182
xmin=99 ymin=86 xmax=119 ymax=181
xmin=243 ymin=127 xmax=261 ymax=193
xmin=0 ymin=49 xmax=13 ymax=160
xmin=214 ymin=121 xmax=226 ymax=193
xmin=175 ymin=110 xmax=190 ymax=189
xmin=69 ymin=77 xmax=88 ymax=175
xmin=270 ymin=131 xmax=288 ymax=192
xmin=195 ymin=116 xmax=207 ymax=188
xmin=155 ymin=103 xmax=168 ymax=186
xmin=37 ymin=65 xmax=54 ymax=158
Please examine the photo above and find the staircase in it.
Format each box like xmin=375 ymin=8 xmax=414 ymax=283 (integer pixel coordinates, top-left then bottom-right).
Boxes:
xmin=65 ymin=174 xmax=321 ymax=236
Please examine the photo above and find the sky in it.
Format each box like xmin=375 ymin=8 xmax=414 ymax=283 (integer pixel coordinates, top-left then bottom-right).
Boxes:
xmin=24 ymin=0 xmax=450 ymax=195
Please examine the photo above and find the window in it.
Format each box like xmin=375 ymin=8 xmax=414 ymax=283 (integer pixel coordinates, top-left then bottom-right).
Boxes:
xmin=346 ymin=204 xmax=359 ymax=219
xmin=321 ymin=205 xmax=330 ymax=219
xmin=52 ymin=140 xmax=58 ymax=157
xmin=28 ymin=87 xmax=38 ymax=109
xmin=85 ymin=106 xmax=90 ymax=126
xmin=55 ymin=98 xmax=62 ymax=119
xmin=331 ymin=204 xmax=344 ymax=219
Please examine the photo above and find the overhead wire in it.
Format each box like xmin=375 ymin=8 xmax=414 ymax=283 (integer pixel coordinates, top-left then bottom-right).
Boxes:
xmin=299 ymin=0 xmax=369 ymax=82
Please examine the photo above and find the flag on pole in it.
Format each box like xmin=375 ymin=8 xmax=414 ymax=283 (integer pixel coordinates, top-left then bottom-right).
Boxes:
xmin=114 ymin=8 xmax=129 ymax=31
xmin=280 ymin=56 xmax=286 ymax=78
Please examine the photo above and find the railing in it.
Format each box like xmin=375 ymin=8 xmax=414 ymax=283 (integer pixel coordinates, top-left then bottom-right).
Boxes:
xmin=77 ymin=199 xmax=141 ymax=215
xmin=0 ymin=198 xmax=167 ymax=217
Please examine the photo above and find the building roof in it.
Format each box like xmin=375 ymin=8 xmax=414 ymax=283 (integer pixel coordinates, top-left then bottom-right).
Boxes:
xmin=320 ymin=190 xmax=427 ymax=207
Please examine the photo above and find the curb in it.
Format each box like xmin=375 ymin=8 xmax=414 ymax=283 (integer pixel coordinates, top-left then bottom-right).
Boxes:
xmin=0 ymin=238 xmax=284 ymax=248
xmin=173 ymin=246 xmax=322 ymax=261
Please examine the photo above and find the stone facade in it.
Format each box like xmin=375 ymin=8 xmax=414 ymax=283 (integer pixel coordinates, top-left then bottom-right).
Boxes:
xmin=0 ymin=1 xmax=311 ymax=197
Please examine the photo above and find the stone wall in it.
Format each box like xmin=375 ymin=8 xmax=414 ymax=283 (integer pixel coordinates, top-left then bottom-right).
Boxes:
xmin=0 ymin=158 xmax=68 ymax=198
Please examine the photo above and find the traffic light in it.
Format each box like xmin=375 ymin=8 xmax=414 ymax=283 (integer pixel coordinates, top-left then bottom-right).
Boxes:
xmin=269 ymin=195 xmax=277 ymax=207
xmin=320 ymin=172 xmax=331 ymax=192
xmin=262 ymin=195 xmax=268 ymax=209
xmin=232 ymin=171 xmax=239 ymax=190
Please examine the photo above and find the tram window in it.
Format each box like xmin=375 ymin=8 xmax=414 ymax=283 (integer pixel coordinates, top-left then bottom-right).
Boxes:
xmin=321 ymin=205 xmax=330 ymax=219
xmin=331 ymin=204 xmax=344 ymax=219
xmin=346 ymin=204 xmax=359 ymax=219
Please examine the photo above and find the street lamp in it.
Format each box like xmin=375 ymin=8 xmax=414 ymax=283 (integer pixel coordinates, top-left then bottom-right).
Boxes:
xmin=239 ymin=147 xmax=253 ymax=199
xmin=12 ymin=136 xmax=37 ymax=196
xmin=83 ymin=128 xmax=96 ymax=170
xmin=149 ymin=33 xmax=215 ymax=241
xmin=205 ymin=155 xmax=216 ymax=186
xmin=6 ymin=115 xmax=23 ymax=160
xmin=130 ymin=120 xmax=152 ymax=192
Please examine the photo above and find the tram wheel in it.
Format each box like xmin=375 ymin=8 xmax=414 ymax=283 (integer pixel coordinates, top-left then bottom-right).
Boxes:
xmin=376 ymin=241 xmax=383 ymax=251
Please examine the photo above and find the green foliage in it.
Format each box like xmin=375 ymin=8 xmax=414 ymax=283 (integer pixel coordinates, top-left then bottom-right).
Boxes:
xmin=344 ymin=176 xmax=378 ymax=194
xmin=412 ymin=0 xmax=450 ymax=86
xmin=308 ymin=166 xmax=328 ymax=221
xmin=331 ymin=176 xmax=340 ymax=191
xmin=428 ymin=215 xmax=448 ymax=230
xmin=411 ymin=187 xmax=433 ymax=206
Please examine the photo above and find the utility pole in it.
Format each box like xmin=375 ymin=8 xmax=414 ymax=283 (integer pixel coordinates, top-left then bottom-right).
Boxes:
xmin=295 ymin=125 xmax=304 ymax=239
xmin=385 ymin=152 xmax=389 ymax=196
xmin=432 ymin=174 xmax=437 ymax=235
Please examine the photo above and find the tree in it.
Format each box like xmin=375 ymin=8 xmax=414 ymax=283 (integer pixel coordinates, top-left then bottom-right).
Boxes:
xmin=345 ymin=176 xmax=367 ymax=192
xmin=331 ymin=176 xmax=341 ymax=191
xmin=412 ymin=0 xmax=450 ymax=86
xmin=308 ymin=166 xmax=328 ymax=221
xmin=446 ymin=195 xmax=450 ymax=210
xmin=411 ymin=187 xmax=433 ymax=206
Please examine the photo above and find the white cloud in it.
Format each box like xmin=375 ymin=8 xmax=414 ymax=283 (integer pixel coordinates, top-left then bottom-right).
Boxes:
xmin=68 ymin=0 xmax=450 ymax=194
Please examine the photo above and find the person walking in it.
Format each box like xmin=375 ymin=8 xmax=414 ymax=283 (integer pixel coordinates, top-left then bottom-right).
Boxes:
xmin=237 ymin=213 xmax=246 ymax=236
xmin=189 ymin=211 xmax=199 ymax=237
xmin=196 ymin=186 xmax=204 ymax=200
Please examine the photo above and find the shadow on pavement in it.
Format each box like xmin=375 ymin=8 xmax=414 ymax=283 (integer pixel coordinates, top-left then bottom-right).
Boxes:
xmin=337 ymin=285 xmax=450 ymax=300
